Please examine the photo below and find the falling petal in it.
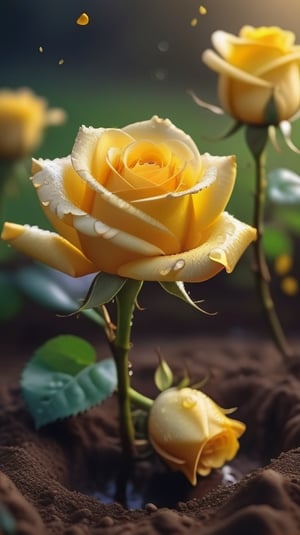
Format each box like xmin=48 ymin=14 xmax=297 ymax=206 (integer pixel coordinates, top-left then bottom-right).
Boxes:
xmin=76 ymin=12 xmax=89 ymax=26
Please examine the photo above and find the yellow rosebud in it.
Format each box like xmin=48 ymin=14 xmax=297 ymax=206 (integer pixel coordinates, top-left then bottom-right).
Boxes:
xmin=148 ymin=387 xmax=246 ymax=485
xmin=0 ymin=88 xmax=66 ymax=161
xmin=1 ymin=116 xmax=256 ymax=280
xmin=202 ymin=26 xmax=300 ymax=125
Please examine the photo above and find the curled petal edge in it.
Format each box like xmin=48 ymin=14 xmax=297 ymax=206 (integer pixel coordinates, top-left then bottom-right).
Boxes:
xmin=118 ymin=213 xmax=257 ymax=282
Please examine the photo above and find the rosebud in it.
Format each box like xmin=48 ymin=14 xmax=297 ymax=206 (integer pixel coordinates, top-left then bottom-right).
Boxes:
xmin=148 ymin=387 xmax=245 ymax=485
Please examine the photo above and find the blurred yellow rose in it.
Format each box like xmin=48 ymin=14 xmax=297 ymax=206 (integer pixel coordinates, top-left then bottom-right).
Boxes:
xmin=202 ymin=26 xmax=300 ymax=125
xmin=0 ymin=88 xmax=66 ymax=161
xmin=148 ymin=387 xmax=245 ymax=485
xmin=1 ymin=116 xmax=256 ymax=281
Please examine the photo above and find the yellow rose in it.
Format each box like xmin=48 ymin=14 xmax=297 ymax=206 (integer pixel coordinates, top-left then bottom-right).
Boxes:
xmin=0 ymin=88 xmax=66 ymax=160
xmin=148 ymin=387 xmax=245 ymax=485
xmin=1 ymin=116 xmax=256 ymax=282
xmin=202 ymin=26 xmax=300 ymax=125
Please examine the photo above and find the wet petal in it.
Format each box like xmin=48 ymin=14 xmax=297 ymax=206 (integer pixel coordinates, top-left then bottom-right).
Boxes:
xmin=118 ymin=212 xmax=257 ymax=282
xmin=1 ymin=223 xmax=96 ymax=277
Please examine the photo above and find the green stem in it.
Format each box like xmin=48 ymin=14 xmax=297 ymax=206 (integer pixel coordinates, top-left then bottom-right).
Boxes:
xmin=128 ymin=387 xmax=153 ymax=411
xmin=112 ymin=279 xmax=143 ymax=458
xmin=253 ymin=149 xmax=292 ymax=358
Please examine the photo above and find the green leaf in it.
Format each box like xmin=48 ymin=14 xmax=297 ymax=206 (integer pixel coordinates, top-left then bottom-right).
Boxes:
xmin=154 ymin=358 xmax=173 ymax=391
xmin=14 ymin=264 xmax=105 ymax=326
xmin=159 ymin=281 xmax=209 ymax=313
xmin=268 ymin=168 xmax=300 ymax=205
xmin=75 ymin=272 xmax=127 ymax=312
xmin=263 ymin=226 xmax=293 ymax=259
xmin=32 ymin=335 xmax=97 ymax=375
xmin=21 ymin=335 xmax=117 ymax=428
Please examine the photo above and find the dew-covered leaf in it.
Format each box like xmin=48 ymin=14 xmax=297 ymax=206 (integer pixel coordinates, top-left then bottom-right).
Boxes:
xmin=21 ymin=335 xmax=117 ymax=428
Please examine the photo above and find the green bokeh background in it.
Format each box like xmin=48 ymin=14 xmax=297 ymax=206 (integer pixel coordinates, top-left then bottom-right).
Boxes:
xmin=1 ymin=0 xmax=300 ymax=330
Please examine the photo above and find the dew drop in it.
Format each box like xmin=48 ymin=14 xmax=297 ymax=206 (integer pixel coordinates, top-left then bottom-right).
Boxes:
xmin=154 ymin=68 xmax=168 ymax=81
xmin=157 ymin=40 xmax=169 ymax=53
xmin=173 ymin=259 xmax=185 ymax=272
xmin=182 ymin=393 xmax=197 ymax=409
xmin=199 ymin=5 xmax=207 ymax=15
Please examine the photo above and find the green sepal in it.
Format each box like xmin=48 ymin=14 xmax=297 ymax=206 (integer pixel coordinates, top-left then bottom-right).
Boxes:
xmin=21 ymin=335 xmax=117 ymax=428
xmin=263 ymin=92 xmax=280 ymax=126
xmin=74 ymin=272 xmax=127 ymax=312
xmin=154 ymin=358 xmax=174 ymax=391
xmin=159 ymin=281 xmax=209 ymax=313
xmin=245 ymin=125 xmax=269 ymax=158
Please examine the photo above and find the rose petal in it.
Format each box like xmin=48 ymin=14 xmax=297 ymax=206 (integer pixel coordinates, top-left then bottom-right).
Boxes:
xmin=202 ymin=49 xmax=272 ymax=87
xmin=1 ymin=223 xmax=96 ymax=277
xmin=123 ymin=115 xmax=202 ymax=171
xmin=118 ymin=212 xmax=257 ymax=282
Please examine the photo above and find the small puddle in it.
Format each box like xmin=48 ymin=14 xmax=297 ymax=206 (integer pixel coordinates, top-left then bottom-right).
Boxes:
xmin=90 ymin=456 xmax=260 ymax=509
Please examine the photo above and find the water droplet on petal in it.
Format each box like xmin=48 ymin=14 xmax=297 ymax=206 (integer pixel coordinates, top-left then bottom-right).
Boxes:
xmin=182 ymin=393 xmax=197 ymax=409
xmin=173 ymin=259 xmax=185 ymax=272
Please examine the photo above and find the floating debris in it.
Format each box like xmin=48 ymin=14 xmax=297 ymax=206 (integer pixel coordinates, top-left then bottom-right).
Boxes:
xmin=76 ymin=12 xmax=89 ymax=26
xmin=157 ymin=40 xmax=169 ymax=53
xmin=199 ymin=5 xmax=207 ymax=15
xmin=190 ymin=18 xmax=198 ymax=27
xmin=38 ymin=46 xmax=44 ymax=53
xmin=58 ymin=58 xmax=65 ymax=65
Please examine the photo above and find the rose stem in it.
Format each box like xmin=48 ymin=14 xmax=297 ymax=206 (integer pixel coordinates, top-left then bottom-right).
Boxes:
xmin=252 ymin=148 xmax=292 ymax=358
xmin=112 ymin=279 xmax=143 ymax=503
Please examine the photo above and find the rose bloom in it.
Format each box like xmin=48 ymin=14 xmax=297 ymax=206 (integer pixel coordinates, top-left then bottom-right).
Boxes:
xmin=202 ymin=26 xmax=300 ymax=125
xmin=1 ymin=116 xmax=256 ymax=282
xmin=148 ymin=387 xmax=245 ymax=485
xmin=0 ymin=88 xmax=65 ymax=160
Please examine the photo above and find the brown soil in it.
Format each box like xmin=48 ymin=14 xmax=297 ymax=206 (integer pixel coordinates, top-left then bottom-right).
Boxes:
xmin=1 ymin=304 xmax=300 ymax=534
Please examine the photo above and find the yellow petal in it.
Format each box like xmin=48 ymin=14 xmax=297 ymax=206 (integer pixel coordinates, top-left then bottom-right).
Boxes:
xmin=123 ymin=115 xmax=202 ymax=171
xmin=118 ymin=212 xmax=257 ymax=281
xmin=202 ymin=49 xmax=271 ymax=87
xmin=71 ymin=125 xmax=180 ymax=252
xmin=185 ymin=154 xmax=236 ymax=250
xmin=1 ymin=223 xmax=96 ymax=277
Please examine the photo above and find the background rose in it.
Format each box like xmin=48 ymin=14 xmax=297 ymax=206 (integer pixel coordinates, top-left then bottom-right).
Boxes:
xmin=0 ymin=88 xmax=66 ymax=161
xmin=1 ymin=116 xmax=256 ymax=282
xmin=148 ymin=387 xmax=245 ymax=485
xmin=202 ymin=26 xmax=300 ymax=125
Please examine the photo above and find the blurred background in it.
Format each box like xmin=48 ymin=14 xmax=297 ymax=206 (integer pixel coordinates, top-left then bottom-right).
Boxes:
xmin=1 ymin=0 xmax=300 ymax=346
